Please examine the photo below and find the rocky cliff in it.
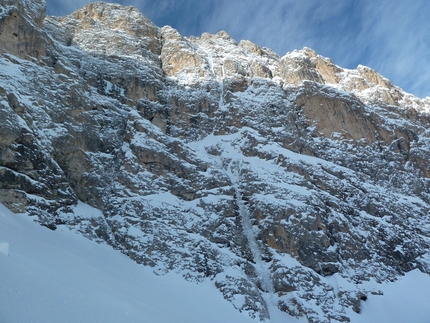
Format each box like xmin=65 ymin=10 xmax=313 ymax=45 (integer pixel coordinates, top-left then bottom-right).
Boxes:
xmin=1 ymin=1 xmax=430 ymax=322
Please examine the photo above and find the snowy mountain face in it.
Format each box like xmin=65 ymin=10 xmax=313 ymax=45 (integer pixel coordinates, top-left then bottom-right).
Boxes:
xmin=1 ymin=1 xmax=430 ymax=322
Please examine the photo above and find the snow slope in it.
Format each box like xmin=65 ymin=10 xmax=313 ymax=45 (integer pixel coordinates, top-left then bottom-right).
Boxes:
xmin=353 ymin=270 xmax=430 ymax=323
xmin=0 ymin=203 xmax=294 ymax=323
xmin=1 ymin=202 xmax=430 ymax=322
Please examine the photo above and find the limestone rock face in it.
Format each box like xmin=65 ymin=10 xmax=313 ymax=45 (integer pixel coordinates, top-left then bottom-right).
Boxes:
xmin=1 ymin=0 xmax=46 ymax=26
xmin=46 ymin=1 xmax=161 ymax=55
xmin=1 ymin=1 xmax=430 ymax=322
xmin=160 ymin=26 xmax=211 ymax=81
xmin=0 ymin=0 xmax=47 ymax=59
xmin=279 ymin=48 xmax=324 ymax=85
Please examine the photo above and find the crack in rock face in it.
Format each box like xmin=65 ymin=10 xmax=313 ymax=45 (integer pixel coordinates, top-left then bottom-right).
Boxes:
xmin=1 ymin=1 xmax=430 ymax=322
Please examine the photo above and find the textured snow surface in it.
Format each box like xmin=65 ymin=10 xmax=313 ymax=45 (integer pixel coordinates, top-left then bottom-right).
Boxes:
xmin=1 ymin=202 xmax=430 ymax=322
xmin=351 ymin=270 xmax=430 ymax=323
xmin=0 ymin=203 xmax=293 ymax=323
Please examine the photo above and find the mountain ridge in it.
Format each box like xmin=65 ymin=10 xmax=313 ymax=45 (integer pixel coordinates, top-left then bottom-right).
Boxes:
xmin=1 ymin=1 xmax=430 ymax=322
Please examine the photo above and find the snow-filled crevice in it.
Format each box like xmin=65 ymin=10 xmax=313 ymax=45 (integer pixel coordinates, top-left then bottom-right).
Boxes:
xmin=235 ymin=185 xmax=275 ymax=296
xmin=205 ymin=50 xmax=225 ymax=110
xmin=206 ymin=51 xmax=216 ymax=79
xmin=227 ymin=161 xmax=275 ymax=300
xmin=219 ymin=62 xmax=225 ymax=110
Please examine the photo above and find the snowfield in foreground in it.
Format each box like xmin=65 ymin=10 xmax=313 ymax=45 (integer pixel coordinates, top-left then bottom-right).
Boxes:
xmin=0 ymin=203 xmax=292 ymax=323
xmin=0 ymin=202 xmax=429 ymax=323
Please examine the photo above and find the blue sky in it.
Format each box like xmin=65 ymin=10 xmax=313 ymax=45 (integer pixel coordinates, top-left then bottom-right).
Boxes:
xmin=45 ymin=0 xmax=430 ymax=99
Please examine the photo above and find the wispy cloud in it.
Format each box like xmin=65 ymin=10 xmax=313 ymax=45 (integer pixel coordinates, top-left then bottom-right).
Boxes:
xmin=353 ymin=0 xmax=430 ymax=97
xmin=197 ymin=0 xmax=430 ymax=97
xmin=44 ymin=0 xmax=430 ymax=98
